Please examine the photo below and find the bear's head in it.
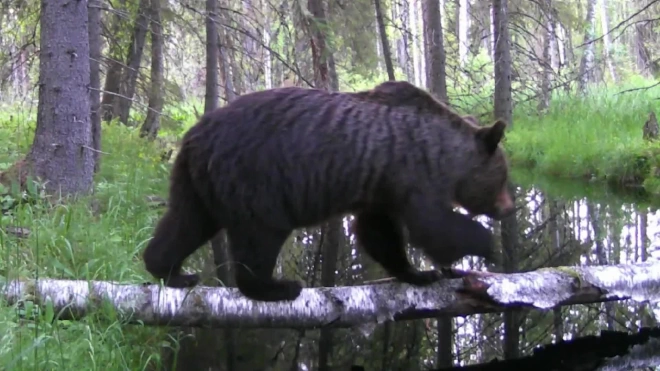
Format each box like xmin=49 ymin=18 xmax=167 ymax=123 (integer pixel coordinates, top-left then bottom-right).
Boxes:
xmin=453 ymin=119 xmax=515 ymax=221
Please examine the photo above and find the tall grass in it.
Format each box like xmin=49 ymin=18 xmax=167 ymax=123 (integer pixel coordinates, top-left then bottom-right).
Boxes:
xmin=0 ymin=115 xmax=178 ymax=370
xmin=504 ymin=80 xmax=660 ymax=193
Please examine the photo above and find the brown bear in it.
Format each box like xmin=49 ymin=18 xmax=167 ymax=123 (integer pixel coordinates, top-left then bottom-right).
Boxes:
xmin=142 ymin=80 xmax=515 ymax=302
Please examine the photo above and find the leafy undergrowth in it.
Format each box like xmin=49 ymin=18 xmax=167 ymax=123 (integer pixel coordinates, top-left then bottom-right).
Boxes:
xmin=0 ymin=115 xmax=180 ymax=370
xmin=504 ymin=81 xmax=660 ymax=195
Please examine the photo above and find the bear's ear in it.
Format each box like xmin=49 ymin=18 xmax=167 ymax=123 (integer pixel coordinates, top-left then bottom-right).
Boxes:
xmin=476 ymin=119 xmax=507 ymax=155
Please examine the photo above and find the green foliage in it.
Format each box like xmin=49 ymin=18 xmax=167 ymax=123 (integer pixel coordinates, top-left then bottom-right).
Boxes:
xmin=327 ymin=0 xmax=380 ymax=77
xmin=160 ymin=98 xmax=203 ymax=137
xmin=0 ymin=119 xmax=176 ymax=370
xmin=505 ymin=80 xmax=660 ymax=194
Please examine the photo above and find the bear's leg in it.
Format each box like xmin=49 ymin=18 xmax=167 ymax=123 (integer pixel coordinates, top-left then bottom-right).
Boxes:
xmin=353 ymin=211 xmax=442 ymax=286
xmin=143 ymin=207 xmax=219 ymax=288
xmin=227 ymin=224 xmax=302 ymax=301
xmin=402 ymin=196 xmax=496 ymax=267
xmin=143 ymin=150 xmax=220 ymax=289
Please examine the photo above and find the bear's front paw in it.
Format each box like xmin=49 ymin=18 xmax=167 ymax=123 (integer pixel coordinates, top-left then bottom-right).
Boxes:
xmin=397 ymin=269 xmax=444 ymax=286
xmin=163 ymin=273 xmax=201 ymax=288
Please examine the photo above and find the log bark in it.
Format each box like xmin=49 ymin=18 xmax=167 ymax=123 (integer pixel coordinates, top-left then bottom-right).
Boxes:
xmin=4 ymin=262 xmax=660 ymax=329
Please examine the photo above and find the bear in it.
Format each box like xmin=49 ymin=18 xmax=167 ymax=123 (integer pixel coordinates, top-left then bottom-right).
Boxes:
xmin=142 ymin=80 xmax=515 ymax=302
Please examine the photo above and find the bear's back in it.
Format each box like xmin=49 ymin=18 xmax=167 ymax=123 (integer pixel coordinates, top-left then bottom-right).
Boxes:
xmin=179 ymin=83 xmax=490 ymax=226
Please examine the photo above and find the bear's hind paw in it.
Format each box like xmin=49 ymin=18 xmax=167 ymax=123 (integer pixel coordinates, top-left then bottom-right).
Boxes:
xmin=237 ymin=278 xmax=304 ymax=302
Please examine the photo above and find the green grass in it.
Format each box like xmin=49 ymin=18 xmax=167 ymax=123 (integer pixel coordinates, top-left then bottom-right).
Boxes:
xmin=504 ymin=80 xmax=660 ymax=194
xmin=0 ymin=117 xmax=179 ymax=370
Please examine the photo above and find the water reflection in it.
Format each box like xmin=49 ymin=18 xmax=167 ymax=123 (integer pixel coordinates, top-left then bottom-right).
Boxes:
xmin=508 ymin=170 xmax=660 ymax=270
xmin=448 ymin=170 xmax=660 ymax=367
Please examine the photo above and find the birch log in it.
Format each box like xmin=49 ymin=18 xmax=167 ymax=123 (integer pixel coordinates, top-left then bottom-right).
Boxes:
xmin=2 ymin=261 xmax=660 ymax=329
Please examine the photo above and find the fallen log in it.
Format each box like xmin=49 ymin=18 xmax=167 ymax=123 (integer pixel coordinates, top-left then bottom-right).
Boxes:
xmin=2 ymin=261 xmax=660 ymax=329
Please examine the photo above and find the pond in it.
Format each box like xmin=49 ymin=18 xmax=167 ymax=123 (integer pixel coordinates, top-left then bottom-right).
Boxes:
xmin=443 ymin=169 xmax=660 ymax=368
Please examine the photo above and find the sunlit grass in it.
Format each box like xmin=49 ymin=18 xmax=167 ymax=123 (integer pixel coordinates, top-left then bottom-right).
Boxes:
xmin=504 ymin=81 xmax=660 ymax=193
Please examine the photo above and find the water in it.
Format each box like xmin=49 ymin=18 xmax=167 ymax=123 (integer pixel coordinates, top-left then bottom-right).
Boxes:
xmin=511 ymin=169 xmax=660 ymax=269
xmin=443 ymin=169 xmax=660 ymax=368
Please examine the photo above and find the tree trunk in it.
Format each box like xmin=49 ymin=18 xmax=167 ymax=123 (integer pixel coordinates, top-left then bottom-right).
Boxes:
xmin=194 ymin=1 xmax=237 ymax=369
xmin=262 ymin=0 xmax=273 ymax=89
xmin=436 ymin=317 xmax=452 ymax=367
xmin=88 ymin=0 xmax=102 ymax=173
xmin=328 ymin=53 xmax=339 ymax=91
xmin=458 ymin=0 xmax=468 ymax=68
xmin=399 ymin=1 xmax=414 ymax=81
xmin=599 ymin=0 xmax=617 ymax=83
xmin=374 ymin=0 xmax=395 ymax=80
xmin=578 ymin=0 xmax=596 ymax=93
xmin=167 ymin=1 xmax=236 ymax=369
xmin=633 ymin=0 xmax=658 ymax=78
xmin=218 ymin=21 xmax=237 ymax=102
xmin=493 ymin=0 xmax=519 ymax=360
xmin=308 ymin=0 xmax=329 ymax=90
xmin=100 ymin=0 xmax=127 ymax=122
xmin=305 ymin=0 xmax=342 ymax=368
xmin=423 ymin=0 xmax=448 ymax=102
xmin=318 ymin=220 xmax=343 ymax=371
xmin=500 ymin=185 xmax=521 ymax=360
xmin=488 ymin=3 xmax=495 ymax=61
xmin=116 ymin=0 xmax=150 ymax=126
xmin=493 ymin=0 xmax=512 ymax=126
xmin=213 ymin=234 xmax=237 ymax=371
xmin=421 ymin=1 xmax=451 ymax=365
xmin=638 ymin=209 xmax=656 ymax=327
xmin=548 ymin=198 xmax=564 ymax=341
xmin=587 ymin=202 xmax=615 ymax=330
xmin=538 ymin=0 xmax=552 ymax=112
xmin=28 ymin=0 xmax=95 ymax=196
xmin=410 ymin=0 xmax=423 ymax=86
xmin=550 ymin=17 xmax=559 ymax=72
xmin=204 ymin=0 xmax=219 ymax=113
xmin=139 ymin=0 xmax=164 ymax=139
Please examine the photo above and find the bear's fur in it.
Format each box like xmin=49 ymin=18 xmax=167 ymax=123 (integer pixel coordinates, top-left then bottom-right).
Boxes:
xmin=142 ymin=80 xmax=515 ymax=301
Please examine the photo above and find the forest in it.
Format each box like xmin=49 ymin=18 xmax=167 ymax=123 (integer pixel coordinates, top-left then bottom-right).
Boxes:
xmin=2 ymin=0 xmax=660 ymax=370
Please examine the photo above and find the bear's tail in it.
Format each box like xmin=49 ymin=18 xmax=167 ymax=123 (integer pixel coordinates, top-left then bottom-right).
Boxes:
xmin=142 ymin=144 xmax=219 ymax=287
